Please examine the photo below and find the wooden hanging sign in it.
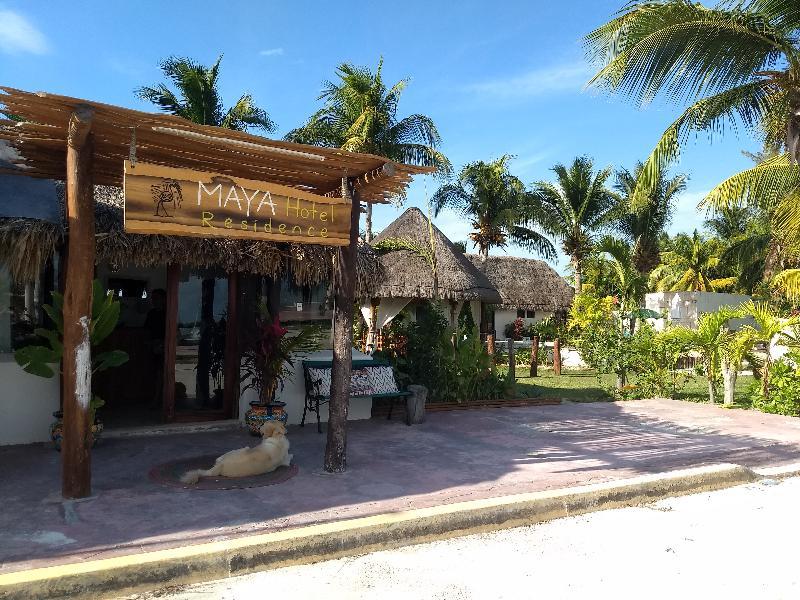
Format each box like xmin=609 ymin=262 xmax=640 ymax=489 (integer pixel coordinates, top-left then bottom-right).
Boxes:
xmin=123 ymin=161 xmax=350 ymax=246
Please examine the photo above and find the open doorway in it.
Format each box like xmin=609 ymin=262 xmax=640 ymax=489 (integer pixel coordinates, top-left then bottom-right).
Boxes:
xmin=94 ymin=265 xmax=167 ymax=429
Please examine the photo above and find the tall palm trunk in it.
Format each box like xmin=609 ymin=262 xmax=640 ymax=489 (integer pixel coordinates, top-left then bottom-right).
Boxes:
xmin=722 ymin=357 xmax=737 ymax=405
xmin=571 ymin=256 xmax=582 ymax=293
xmin=706 ymin=358 xmax=717 ymax=404
xmin=364 ymin=203 xmax=373 ymax=243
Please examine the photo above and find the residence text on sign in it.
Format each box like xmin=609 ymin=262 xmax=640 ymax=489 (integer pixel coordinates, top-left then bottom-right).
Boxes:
xmin=123 ymin=161 xmax=350 ymax=246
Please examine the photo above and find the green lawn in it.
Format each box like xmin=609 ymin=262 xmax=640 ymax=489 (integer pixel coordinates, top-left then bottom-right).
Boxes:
xmin=500 ymin=367 xmax=754 ymax=405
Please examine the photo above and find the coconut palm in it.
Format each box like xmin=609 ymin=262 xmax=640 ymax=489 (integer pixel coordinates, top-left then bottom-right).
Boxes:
xmin=650 ymin=231 xmax=733 ymax=292
xmin=614 ymin=162 xmax=687 ymax=277
xmin=531 ymin=156 xmax=618 ymax=292
xmin=706 ymin=206 xmax=777 ymax=294
xmin=137 ymin=55 xmax=276 ymax=406
xmin=136 ymin=55 xmax=276 ymax=132
xmin=431 ymin=156 xmax=556 ymax=261
xmin=586 ymin=0 xmax=800 ymax=212
xmin=286 ymin=58 xmax=450 ymax=241
xmin=595 ymin=236 xmax=649 ymax=334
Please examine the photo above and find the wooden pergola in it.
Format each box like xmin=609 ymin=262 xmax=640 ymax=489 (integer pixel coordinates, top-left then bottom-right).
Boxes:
xmin=0 ymin=87 xmax=431 ymax=499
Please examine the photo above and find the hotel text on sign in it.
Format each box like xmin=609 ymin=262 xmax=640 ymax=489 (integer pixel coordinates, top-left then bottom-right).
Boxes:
xmin=123 ymin=161 xmax=350 ymax=246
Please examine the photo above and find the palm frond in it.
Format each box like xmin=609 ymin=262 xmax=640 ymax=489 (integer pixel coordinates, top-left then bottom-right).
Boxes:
xmin=772 ymin=268 xmax=800 ymax=299
xmin=585 ymin=1 xmax=791 ymax=106
xmin=703 ymin=152 xmax=800 ymax=210
xmin=633 ymin=81 xmax=778 ymax=208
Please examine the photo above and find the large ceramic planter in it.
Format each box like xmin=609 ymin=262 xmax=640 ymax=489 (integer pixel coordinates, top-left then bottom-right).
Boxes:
xmin=49 ymin=410 xmax=103 ymax=452
xmin=245 ymin=401 xmax=288 ymax=436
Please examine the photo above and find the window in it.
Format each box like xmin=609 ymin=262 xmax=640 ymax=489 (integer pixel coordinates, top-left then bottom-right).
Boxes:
xmin=516 ymin=309 xmax=536 ymax=319
xmin=516 ymin=309 xmax=525 ymax=318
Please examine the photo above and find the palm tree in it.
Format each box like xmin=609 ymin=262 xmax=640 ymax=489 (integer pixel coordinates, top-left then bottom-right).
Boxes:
xmin=585 ymin=0 xmax=800 ymax=213
xmin=431 ymin=156 xmax=556 ymax=261
xmin=707 ymin=206 xmax=776 ymax=294
xmin=674 ymin=307 xmax=740 ymax=404
xmin=286 ymin=58 xmax=450 ymax=241
xmin=137 ymin=55 xmax=275 ymax=406
xmin=614 ymin=163 xmax=687 ymax=277
xmin=136 ymin=55 xmax=276 ymax=132
xmin=595 ymin=236 xmax=649 ymax=334
xmin=531 ymin=156 xmax=618 ymax=292
xmin=650 ymin=231 xmax=732 ymax=292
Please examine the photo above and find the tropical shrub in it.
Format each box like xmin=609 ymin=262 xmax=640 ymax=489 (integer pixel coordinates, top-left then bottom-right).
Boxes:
xmin=750 ymin=353 xmax=800 ymax=417
xmin=504 ymin=318 xmax=525 ymax=340
xmin=457 ymin=302 xmax=476 ymax=336
xmin=14 ymin=280 xmax=129 ymax=422
xmin=379 ymin=302 xmax=507 ymax=402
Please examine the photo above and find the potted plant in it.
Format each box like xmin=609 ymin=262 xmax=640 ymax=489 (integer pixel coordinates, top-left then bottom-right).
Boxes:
xmin=241 ymin=304 xmax=320 ymax=435
xmin=14 ymin=280 xmax=129 ymax=450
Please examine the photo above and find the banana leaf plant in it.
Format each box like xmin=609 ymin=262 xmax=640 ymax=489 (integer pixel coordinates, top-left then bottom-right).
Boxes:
xmin=14 ymin=280 xmax=129 ymax=422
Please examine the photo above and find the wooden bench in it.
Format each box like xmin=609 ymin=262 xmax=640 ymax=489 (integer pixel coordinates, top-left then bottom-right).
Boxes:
xmin=301 ymin=359 xmax=411 ymax=433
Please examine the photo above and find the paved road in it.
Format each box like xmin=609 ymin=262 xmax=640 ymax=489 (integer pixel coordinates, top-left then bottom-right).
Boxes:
xmin=131 ymin=478 xmax=800 ymax=600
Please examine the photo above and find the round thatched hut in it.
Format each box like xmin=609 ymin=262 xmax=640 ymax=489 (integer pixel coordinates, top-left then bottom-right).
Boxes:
xmin=467 ymin=254 xmax=574 ymax=338
xmin=360 ymin=207 xmax=501 ymax=346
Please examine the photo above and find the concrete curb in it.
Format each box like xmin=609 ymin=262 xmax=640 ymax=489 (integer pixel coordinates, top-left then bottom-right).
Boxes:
xmin=0 ymin=462 xmax=762 ymax=599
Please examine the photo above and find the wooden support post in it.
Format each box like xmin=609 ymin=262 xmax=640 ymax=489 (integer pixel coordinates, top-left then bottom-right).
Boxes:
xmin=530 ymin=334 xmax=539 ymax=378
xmin=507 ymin=338 xmax=515 ymax=381
xmin=162 ymin=263 xmax=179 ymax=422
xmin=324 ymin=177 xmax=359 ymax=473
xmin=61 ymin=106 xmax=95 ymax=500
xmin=224 ymin=271 xmax=239 ymax=417
xmin=367 ymin=298 xmax=379 ymax=351
xmin=487 ymin=333 xmax=495 ymax=368
xmin=553 ymin=337 xmax=562 ymax=376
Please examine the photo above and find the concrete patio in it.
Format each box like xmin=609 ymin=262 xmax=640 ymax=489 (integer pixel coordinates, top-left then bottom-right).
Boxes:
xmin=2 ymin=399 xmax=800 ymax=575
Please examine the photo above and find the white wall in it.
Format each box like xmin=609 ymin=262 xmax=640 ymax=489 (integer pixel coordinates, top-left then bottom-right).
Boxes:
xmin=645 ymin=291 xmax=752 ymax=330
xmin=0 ymin=357 xmax=60 ymax=445
xmin=238 ymin=348 xmax=374 ymax=427
xmin=493 ymin=309 xmax=553 ymax=338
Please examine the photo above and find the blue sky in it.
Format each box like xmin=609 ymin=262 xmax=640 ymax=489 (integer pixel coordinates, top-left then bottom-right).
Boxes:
xmin=0 ymin=1 xmax=759 ymax=274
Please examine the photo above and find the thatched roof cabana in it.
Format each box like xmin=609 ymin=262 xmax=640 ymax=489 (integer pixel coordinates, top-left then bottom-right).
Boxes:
xmin=370 ymin=207 xmax=501 ymax=303
xmin=0 ymin=182 xmax=382 ymax=295
xmin=467 ymin=254 xmax=574 ymax=312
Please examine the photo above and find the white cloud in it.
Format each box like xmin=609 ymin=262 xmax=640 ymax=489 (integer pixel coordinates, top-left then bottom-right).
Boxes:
xmin=259 ymin=48 xmax=284 ymax=57
xmin=0 ymin=9 xmax=48 ymax=55
xmin=465 ymin=61 xmax=593 ymax=102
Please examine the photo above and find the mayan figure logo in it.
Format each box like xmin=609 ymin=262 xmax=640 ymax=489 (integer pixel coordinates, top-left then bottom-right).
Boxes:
xmin=151 ymin=178 xmax=183 ymax=217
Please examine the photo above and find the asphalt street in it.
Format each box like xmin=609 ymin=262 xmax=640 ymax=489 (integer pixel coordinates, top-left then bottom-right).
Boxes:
xmin=129 ymin=477 xmax=800 ymax=600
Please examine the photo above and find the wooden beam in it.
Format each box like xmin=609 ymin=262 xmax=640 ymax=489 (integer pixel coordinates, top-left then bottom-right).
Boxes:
xmin=324 ymin=177 xmax=359 ymax=473
xmin=553 ymin=338 xmax=562 ymax=376
xmin=162 ymin=264 xmax=179 ymax=422
xmin=223 ymin=271 xmax=239 ymax=418
xmin=530 ymin=334 xmax=539 ymax=378
xmin=61 ymin=105 xmax=95 ymax=500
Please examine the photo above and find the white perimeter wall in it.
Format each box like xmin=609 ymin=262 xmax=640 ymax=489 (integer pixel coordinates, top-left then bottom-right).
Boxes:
xmin=0 ymin=357 xmax=60 ymax=445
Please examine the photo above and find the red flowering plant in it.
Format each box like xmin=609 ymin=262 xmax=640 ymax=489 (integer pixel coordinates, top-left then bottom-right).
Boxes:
xmin=241 ymin=303 xmax=321 ymax=404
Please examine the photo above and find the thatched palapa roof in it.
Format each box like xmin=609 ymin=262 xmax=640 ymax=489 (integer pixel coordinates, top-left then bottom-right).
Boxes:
xmin=369 ymin=207 xmax=501 ymax=303
xmin=0 ymin=183 xmax=382 ymax=296
xmin=467 ymin=254 xmax=574 ymax=312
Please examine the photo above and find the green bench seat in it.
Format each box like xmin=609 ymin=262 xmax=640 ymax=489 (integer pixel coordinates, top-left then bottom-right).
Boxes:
xmin=301 ymin=359 xmax=411 ymax=433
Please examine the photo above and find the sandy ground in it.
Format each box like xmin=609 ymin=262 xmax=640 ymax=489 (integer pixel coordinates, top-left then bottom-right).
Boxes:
xmin=132 ymin=477 xmax=800 ymax=600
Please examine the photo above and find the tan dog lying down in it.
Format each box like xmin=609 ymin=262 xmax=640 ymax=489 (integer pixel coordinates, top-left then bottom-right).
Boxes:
xmin=180 ymin=421 xmax=292 ymax=484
